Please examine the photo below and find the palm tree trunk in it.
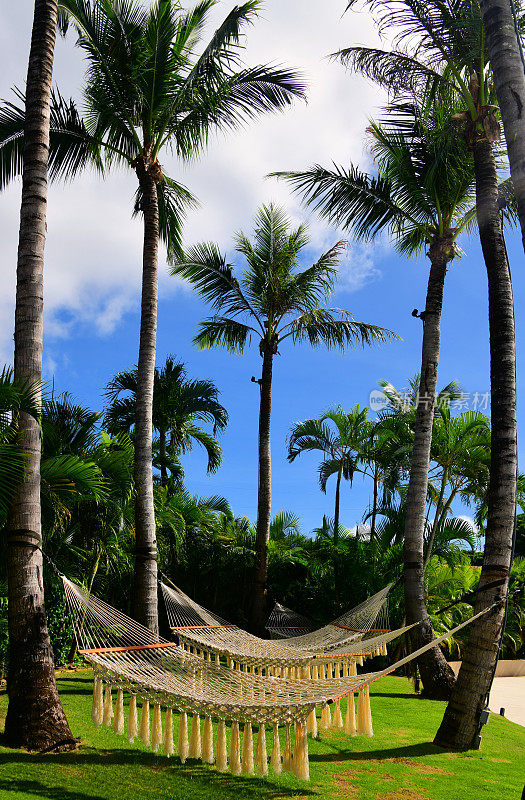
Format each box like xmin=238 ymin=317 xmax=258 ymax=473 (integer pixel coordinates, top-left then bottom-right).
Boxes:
xmin=403 ymin=243 xmax=457 ymax=700
xmin=423 ymin=468 xmax=448 ymax=572
xmin=370 ymin=467 xmax=379 ymax=542
xmin=4 ymin=0 xmax=74 ymax=751
xmin=434 ymin=139 xmax=517 ymax=749
xmin=480 ymin=0 xmax=525 ymax=252
xmin=250 ymin=346 xmax=273 ymax=635
xmin=333 ymin=465 xmax=343 ymax=605
xmin=133 ymin=162 xmax=160 ymax=636
xmin=159 ymin=428 xmax=168 ymax=487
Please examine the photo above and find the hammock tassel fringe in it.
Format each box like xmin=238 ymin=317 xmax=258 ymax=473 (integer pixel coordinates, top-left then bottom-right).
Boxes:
xmin=127 ymin=694 xmax=138 ymax=742
xmin=151 ymin=703 xmax=163 ymax=752
xmin=92 ymin=675 xmax=103 ymax=726
xmin=113 ymin=688 xmax=125 ymax=736
xmin=164 ymin=707 xmax=174 ymax=757
xmin=139 ymin=699 xmax=150 ymax=746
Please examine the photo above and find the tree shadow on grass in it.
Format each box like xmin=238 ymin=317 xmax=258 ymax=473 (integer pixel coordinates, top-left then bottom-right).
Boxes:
xmin=309 ymin=741 xmax=445 ymax=763
xmin=0 ymin=780 xmax=108 ymax=800
xmin=0 ymin=749 xmax=318 ymax=799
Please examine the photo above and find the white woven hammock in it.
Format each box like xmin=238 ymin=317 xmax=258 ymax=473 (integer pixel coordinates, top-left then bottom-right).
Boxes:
xmin=266 ymin=601 xmax=314 ymax=639
xmin=161 ymin=581 xmax=393 ymax=672
xmin=64 ymin=576 xmax=493 ymax=781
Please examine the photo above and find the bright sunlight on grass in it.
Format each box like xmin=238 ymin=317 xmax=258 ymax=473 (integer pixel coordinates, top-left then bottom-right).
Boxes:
xmin=1 ymin=670 xmax=523 ymax=800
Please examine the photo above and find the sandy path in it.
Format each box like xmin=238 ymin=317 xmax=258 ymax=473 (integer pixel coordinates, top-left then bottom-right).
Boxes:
xmin=489 ymin=677 xmax=525 ymax=727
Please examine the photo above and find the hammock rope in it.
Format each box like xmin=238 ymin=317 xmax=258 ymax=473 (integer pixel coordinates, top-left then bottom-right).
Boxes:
xmin=266 ymin=601 xmax=314 ymax=639
xmin=63 ymin=576 xmax=497 ymax=781
xmin=161 ymin=581 xmax=393 ymax=672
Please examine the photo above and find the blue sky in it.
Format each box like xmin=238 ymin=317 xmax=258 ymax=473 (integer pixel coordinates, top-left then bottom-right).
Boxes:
xmin=0 ymin=1 xmax=523 ymax=536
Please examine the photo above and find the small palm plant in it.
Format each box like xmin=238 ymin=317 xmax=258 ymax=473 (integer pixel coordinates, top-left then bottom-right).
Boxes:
xmin=172 ymin=203 xmax=396 ymax=632
xmin=104 ymin=356 xmax=228 ymax=492
xmin=288 ymin=405 xmax=370 ymax=601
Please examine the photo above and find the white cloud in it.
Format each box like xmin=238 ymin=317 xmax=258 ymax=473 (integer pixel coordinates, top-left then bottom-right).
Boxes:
xmin=0 ymin=0 xmax=389 ymax=368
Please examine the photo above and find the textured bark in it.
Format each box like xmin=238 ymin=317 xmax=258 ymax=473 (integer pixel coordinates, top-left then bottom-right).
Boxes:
xmin=250 ymin=346 xmax=273 ymax=635
xmin=481 ymin=0 xmax=525 ymax=252
xmin=434 ymin=140 xmax=516 ymax=749
xmin=403 ymin=246 xmax=457 ymax=700
xmin=5 ymin=0 xmax=74 ymax=751
xmin=133 ymin=166 xmax=160 ymax=635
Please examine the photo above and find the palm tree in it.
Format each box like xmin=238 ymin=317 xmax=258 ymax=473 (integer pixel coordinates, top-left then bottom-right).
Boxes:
xmin=171 ymin=203 xmax=395 ymax=633
xmin=288 ymin=405 xmax=369 ymax=601
xmin=480 ymin=0 xmax=525 ymax=250
xmin=0 ymin=0 xmax=305 ymax=635
xmin=3 ymin=0 xmax=76 ymax=752
xmin=104 ymin=356 xmax=228 ymax=492
xmin=336 ymin=0 xmax=517 ymax=737
xmin=278 ymin=99 xmax=478 ymax=697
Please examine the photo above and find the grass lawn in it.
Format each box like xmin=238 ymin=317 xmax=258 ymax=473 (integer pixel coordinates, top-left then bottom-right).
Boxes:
xmin=0 ymin=669 xmax=523 ymax=800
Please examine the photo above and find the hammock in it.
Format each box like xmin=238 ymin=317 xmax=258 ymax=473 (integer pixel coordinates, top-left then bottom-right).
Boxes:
xmin=266 ymin=601 xmax=314 ymax=639
xmin=161 ymin=581 xmax=393 ymax=672
xmin=63 ymin=576 xmax=494 ymax=782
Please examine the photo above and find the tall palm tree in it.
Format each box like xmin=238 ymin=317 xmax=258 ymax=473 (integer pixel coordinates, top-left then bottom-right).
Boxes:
xmin=3 ymin=0 xmax=76 ymax=752
xmin=287 ymin=405 xmax=369 ymax=601
xmin=278 ymin=99 xmax=479 ymax=697
xmin=104 ymin=356 xmax=228 ymax=492
xmin=171 ymin=203 xmax=395 ymax=633
xmin=0 ymin=0 xmax=305 ymax=635
xmin=336 ymin=0 xmax=518 ymax=737
xmin=480 ymin=0 xmax=525 ymax=250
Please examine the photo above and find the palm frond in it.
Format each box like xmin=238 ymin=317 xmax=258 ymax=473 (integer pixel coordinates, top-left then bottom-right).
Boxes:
xmin=333 ymin=46 xmax=443 ymax=94
xmin=282 ymin=308 xmax=399 ymax=349
xmin=0 ymin=88 xmax=102 ymax=189
xmin=274 ymin=164 xmax=422 ymax=242
xmin=194 ymin=317 xmax=255 ymax=353
xmin=171 ymin=242 xmax=261 ymax=322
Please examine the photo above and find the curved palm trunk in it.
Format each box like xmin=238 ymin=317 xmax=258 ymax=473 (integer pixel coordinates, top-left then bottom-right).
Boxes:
xmin=333 ymin=465 xmax=343 ymax=605
xmin=133 ymin=164 xmax=160 ymax=636
xmin=435 ymin=140 xmax=517 ymax=749
xmin=403 ymin=244 xmax=457 ymax=700
xmin=5 ymin=0 xmax=74 ymax=751
xmin=481 ymin=0 xmax=525 ymax=252
xmin=250 ymin=346 xmax=273 ymax=635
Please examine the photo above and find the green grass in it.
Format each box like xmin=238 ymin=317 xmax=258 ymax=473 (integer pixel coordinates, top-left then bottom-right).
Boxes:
xmin=0 ymin=670 xmax=523 ymax=800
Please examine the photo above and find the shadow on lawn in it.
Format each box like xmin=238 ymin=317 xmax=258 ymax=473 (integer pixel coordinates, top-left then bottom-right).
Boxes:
xmin=310 ymin=741 xmax=444 ymax=763
xmin=0 ymin=780 xmax=107 ymax=800
xmin=0 ymin=749 xmax=318 ymax=798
